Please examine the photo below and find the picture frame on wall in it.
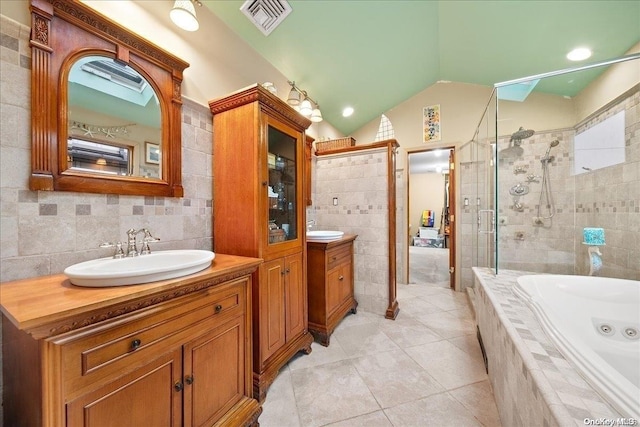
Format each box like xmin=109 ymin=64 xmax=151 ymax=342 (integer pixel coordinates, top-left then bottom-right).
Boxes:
xmin=423 ymin=104 xmax=441 ymax=142
xmin=145 ymin=142 xmax=160 ymax=164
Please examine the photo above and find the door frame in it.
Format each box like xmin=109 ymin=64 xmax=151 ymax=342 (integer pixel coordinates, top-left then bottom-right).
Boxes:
xmin=406 ymin=146 xmax=456 ymax=289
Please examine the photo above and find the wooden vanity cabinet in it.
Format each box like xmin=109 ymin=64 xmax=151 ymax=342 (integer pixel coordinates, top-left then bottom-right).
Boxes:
xmin=307 ymin=235 xmax=358 ymax=346
xmin=1 ymin=255 xmax=262 ymax=427
xmin=210 ymin=84 xmax=314 ymax=402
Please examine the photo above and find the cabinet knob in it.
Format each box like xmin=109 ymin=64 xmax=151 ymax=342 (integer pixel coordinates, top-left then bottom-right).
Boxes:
xmin=338 ymin=275 xmax=344 ymax=281
xmin=185 ymin=375 xmax=194 ymax=385
xmin=174 ymin=381 xmax=183 ymax=392
xmin=286 ymin=268 xmax=290 ymax=273
xmin=130 ymin=339 xmax=142 ymax=351
xmin=331 ymin=257 xmax=337 ymax=261
xmin=214 ymin=304 xmax=223 ymax=314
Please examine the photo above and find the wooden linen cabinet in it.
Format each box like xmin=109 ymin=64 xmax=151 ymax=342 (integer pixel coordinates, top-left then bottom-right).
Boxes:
xmin=210 ymin=84 xmax=314 ymax=402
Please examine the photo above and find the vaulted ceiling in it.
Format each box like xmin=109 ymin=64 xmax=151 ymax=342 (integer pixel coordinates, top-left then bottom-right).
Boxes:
xmin=204 ymin=1 xmax=640 ymax=135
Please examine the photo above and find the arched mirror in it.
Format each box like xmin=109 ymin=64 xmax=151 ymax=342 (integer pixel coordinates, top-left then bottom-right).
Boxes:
xmin=66 ymin=55 xmax=162 ymax=179
xmin=30 ymin=0 xmax=189 ymax=197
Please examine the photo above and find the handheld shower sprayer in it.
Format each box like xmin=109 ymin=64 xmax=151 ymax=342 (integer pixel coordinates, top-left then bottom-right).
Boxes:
xmin=537 ymin=140 xmax=560 ymax=221
xmin=542 ymin=140 xmax=560 ymax=162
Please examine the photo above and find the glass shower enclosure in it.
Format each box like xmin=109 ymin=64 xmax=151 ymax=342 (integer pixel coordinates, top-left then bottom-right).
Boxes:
xmin=492 ymin=52 xmax=639 ymax=279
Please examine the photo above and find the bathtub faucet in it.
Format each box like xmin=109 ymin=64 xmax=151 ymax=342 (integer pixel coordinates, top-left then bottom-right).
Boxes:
xmin=587 ymin=246 xmax=602 ymax=276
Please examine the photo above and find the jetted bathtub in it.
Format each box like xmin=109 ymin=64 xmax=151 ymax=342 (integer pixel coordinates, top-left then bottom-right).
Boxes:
xmin=514 ymin=275 xmax=640 ymax=419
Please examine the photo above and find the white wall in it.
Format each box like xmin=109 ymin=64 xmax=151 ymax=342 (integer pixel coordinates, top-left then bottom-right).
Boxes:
xmin=408 ymin=172 xmax=445 ymax=237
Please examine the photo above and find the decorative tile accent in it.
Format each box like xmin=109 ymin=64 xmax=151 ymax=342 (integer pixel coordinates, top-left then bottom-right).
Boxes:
xmin=474 ymin=267 xmax=621 ymax=427
xmin=0 ymin=15 xmax=214 ymax=283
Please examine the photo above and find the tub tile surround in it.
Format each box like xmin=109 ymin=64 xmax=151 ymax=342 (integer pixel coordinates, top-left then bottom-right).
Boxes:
xmin=0 ymin=16 xmax=214 ymax=283
xmin=259 ymin=280 xmax=502 ymax=427
xmin=473 ymin=267 xmax=622 ymax=427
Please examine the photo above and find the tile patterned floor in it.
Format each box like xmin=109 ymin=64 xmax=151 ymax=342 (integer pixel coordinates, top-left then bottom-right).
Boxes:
xmin=259 ymin=278 xmax=502 ymax=427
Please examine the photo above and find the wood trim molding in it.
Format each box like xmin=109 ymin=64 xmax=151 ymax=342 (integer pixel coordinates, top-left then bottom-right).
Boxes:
xmin=29 ymin=0 xmax=189 ymax=197
xmin=314 ymin=140 xmax=400 ymax=319
xmin=209 ymin=84 xmax=312 ymax=130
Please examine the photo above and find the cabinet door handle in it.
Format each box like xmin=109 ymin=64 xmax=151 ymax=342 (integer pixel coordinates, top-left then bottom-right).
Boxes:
xmin=331 ymin=257 xmax=337 ymax=261
xmin=214 ymin=304 xmax=223 ymax=314
xmin=338 ymin=275 xmax=344 ymax=281
xmin=185 ymin=375 xmax=194 ymax=385
xmin=174 ymin=381 xmax=183 ymax=392
xmin=130 ymin=339 xmax=142 ymax=351
xmin=286 ymin=268 xmax=290 ymax=273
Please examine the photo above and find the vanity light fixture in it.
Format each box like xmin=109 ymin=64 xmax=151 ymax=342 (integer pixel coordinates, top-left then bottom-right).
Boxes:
xmin=170 ymin=0 xmax=202 ymax=32
xmin=567 ymin=47 xmax=592 ymax=61
xmin=286 ymin=81 xmax=322 ymax=122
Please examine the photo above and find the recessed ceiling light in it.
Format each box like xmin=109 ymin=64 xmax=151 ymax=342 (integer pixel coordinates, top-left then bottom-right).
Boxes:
xmin=567 ymin=47 xmax=592 ymax=61
xmin=342 ymin=107 xmax=354 ymax=117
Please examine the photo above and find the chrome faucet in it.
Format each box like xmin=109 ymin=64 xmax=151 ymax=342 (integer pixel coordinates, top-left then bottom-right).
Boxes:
xmin=126 ymin=228 xmax=160 ymax=256
xmin=100 ymin=228 xmax=160 ymax=258
xmin=306 ymin=220 xmax=316 ymax=231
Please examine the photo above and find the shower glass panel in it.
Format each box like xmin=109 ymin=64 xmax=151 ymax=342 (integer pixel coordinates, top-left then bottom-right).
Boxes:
xmin=494 ymin=52 xmax=639 ymax=278
xmin=460 ymin=88 xmax=498 ymax=283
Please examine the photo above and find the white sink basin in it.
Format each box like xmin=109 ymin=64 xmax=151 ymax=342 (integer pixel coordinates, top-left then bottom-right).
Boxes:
xmin=306 ymin=230 xmax=344 ymax=241
xmin=64 ymin=250 xmax=215 ymax=287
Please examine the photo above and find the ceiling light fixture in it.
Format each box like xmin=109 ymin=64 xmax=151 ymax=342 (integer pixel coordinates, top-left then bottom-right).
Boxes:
xmin=286 ymin=81 xmax=322 ymax=122
xmin=342 ymin=107 xmax=354 ymax=117
xmin=170 ymin=0 xmax=202 ymax=32
xmin=566 ymin=47 xmax=592 ymax=61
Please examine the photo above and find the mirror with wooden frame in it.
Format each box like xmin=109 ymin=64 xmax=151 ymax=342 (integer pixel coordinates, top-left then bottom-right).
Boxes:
xmin=29 ymin=0 xmax=189 ymax=196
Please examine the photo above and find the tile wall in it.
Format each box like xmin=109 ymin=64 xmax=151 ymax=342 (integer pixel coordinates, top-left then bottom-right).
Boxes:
xmin=0 ymin=15 xmax=214 ymax=284
xmin=312 ymin=148 xmax=391 ymax=314
xmin=496 ymin=89 xmax=639 ymax=280
xmin=474 ymin=267 xmax=621 ymax=426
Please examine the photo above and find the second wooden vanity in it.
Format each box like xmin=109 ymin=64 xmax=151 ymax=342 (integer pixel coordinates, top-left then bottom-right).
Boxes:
xmin=1 ymin=254 xmax=262 ymax=427
xmin=307 ymin=235 xmax=358 ymax=346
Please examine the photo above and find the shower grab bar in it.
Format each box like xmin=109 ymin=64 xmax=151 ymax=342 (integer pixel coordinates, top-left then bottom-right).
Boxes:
xmin=478 ymin=209 xmax=495 ymax=234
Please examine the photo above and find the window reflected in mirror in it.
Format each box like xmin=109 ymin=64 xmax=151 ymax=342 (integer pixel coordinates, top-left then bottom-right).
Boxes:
xmin=67 ymin=55 xmax=162 ymax=179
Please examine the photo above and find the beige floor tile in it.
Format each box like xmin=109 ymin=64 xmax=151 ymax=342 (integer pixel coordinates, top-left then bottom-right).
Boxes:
xmin=324 ymin=410 xmax=393 ymax=427
xmin=383 ymin=392 xmax=484 ymax=427
xmin=290 ymin=360 xmax=380 ymax=427
xmin=332 ymin=321 xmax=400 ymax=357
xmin=288 ymin=340 xmax=350 ymax=371
xmin=405 ymin=340 xmax=488 ymax=390
xmin=260 ymin=367 xmax=301 ymax=427
xmin=448 ymin=381 xmax=502 ymax=427
xmin=448 ymin=334 xmax=485 ymax=360
xmin=378 ymin=316 xmax=443 ymax=348
xmin=414 ymin=310 xmax=476 ymax=338
xmin=352 ymin=349 xmax=444 ymax=408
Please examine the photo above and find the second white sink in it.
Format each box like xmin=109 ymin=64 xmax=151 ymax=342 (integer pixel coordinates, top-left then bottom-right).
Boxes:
xmin=64 ymin=250 xmax=215 ymax=287
xmin=306 ymin=230 xmax=344 ymax=241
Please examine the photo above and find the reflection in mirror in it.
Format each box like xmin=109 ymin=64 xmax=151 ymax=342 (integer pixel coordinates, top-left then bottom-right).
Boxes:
xmin=68 ymin=138 xmax=132 ymax=175
xmin=67 ymin=56 xmax=161 ymax=179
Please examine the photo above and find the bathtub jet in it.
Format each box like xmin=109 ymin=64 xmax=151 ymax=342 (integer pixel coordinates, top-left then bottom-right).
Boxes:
xmin=514 ymin=274 xmax=640 ymax=420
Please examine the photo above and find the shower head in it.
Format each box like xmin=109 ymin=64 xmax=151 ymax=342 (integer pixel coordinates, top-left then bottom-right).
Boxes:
xmin=544 ymin=140 xmax=560 ymax=158
xmin=510 ymin=127 xmax=535 ymax=144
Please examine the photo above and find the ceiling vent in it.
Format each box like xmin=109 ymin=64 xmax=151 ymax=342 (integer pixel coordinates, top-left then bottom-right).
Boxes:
xmin=240 ymin=0 xmax=292 ymax=36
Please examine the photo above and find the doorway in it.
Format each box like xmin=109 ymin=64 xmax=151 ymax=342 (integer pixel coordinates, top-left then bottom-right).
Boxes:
xmin=407 ymin=148 xmax=456 ymax=289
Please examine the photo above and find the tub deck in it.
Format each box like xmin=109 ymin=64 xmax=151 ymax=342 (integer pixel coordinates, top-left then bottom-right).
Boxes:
xmin=473 ymin=267 xmax=622 ymax=427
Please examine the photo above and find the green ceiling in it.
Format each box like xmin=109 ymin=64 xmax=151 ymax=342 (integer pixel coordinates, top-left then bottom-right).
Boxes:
xmin=205 ymin=1 xmax=640 ymax=135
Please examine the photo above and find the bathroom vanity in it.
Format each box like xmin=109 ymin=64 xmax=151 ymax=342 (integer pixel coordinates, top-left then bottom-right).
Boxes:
xmin=1 ymin=254 xmax=262 ymax=427
xmin=307 ymin=235 xmax=358 ymax=346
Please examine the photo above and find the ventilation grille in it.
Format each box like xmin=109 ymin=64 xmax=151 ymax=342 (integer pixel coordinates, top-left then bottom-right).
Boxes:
xmin=240 ymin=0 xmax=292 ymax=36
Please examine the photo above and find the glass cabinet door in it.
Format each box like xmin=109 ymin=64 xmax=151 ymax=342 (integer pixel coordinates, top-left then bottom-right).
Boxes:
xmin=267 ymin=125 xmax=298 ymax=245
